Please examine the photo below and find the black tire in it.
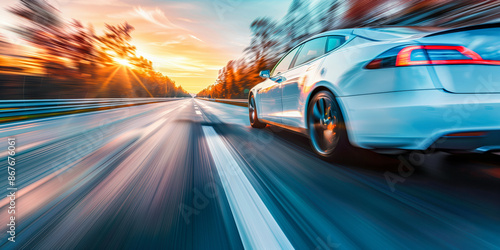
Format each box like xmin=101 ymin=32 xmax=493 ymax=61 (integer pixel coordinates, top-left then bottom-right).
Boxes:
xmin=249 ymin=96 xmax=266 ymax=128
xmin=307 ymin=90 xmax=350 ymax=159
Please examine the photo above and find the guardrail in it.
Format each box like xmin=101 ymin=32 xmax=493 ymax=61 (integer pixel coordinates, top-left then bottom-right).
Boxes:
xmin=197 ymin=98 xmax=248 ymax=107
xmin=0 ymin=98 xmax=183 ymax=123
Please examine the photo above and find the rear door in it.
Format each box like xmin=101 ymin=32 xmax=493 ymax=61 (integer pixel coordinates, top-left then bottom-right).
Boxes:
xmin=418 ymin=25 xmax=500 ymax=93
xmin=260 ymin=46 xmax=301 ymax=123
xmin=281 ymin=36 xmax=345 ymax=127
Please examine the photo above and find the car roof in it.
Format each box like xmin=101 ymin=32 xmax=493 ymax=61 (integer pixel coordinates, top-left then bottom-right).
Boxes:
xmin=309 ymin=26 xmax=444 ymax=42
xmin=308 ymin=29 xmax=354 ymax=40
xmin=352 ymin=26 xmax=444 ymax=41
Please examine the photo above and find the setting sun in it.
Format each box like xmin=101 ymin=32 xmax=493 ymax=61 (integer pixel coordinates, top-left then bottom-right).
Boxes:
xmin=114 ymin=57 xmax=132 ymax=67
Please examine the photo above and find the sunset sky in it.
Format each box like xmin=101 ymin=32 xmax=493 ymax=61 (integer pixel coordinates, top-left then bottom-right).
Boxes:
xmin=0 ymin=0 xmax=291 ymax=93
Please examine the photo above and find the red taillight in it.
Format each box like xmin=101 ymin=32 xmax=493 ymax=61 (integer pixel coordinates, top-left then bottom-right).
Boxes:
xmin=366 ymin=45 xmax=500 ymax=69
xmin=365 ymin=59 xmax=382 ymax=69
xmin=396 ymin=45 xmax=500 ymax=66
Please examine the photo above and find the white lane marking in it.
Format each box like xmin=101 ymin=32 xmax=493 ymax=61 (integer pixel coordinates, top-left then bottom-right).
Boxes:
xmin=195 ymin=110 xmax=202 ymax=115
xmin=202 ymin=126 xmax=294 ymax=249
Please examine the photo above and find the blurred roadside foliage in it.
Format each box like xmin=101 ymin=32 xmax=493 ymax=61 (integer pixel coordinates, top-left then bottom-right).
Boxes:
xmin=0 ymin=0 xmax=189 ymax=99
xmin=197 ymin=0 xmax=500 ymax=99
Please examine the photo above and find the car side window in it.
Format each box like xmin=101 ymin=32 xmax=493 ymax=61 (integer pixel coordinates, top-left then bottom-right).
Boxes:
xmin=271 ymin=46 xmax=300 ymax=76
xmin=293 ymin=37 xmax=327 ymax=67
xmin=326 ymin=36 xmax=346 ymax=52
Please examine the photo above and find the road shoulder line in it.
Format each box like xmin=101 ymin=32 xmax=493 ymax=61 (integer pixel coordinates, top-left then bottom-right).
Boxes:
xmin=201 ymin=125 xmax=294 ymax=250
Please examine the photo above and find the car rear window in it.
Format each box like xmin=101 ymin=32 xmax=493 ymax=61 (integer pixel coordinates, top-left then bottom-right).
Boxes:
xmin=293 ymin=37 xmax=327 ymax=66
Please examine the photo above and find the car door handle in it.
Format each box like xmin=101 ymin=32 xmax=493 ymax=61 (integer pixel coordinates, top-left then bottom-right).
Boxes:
xmin=275 ymin=76 xmax=286 ymax=83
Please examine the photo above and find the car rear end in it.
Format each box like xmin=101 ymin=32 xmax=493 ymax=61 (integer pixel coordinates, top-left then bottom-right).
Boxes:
xmin=418 ymin=23 xmax=500 ymax=152
xmin=341 ymin=23 xmax=500 ymax=153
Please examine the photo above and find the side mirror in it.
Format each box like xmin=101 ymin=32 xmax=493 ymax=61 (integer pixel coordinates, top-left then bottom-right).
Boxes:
xmin=259 ymin=70 xmax=270 ymax=79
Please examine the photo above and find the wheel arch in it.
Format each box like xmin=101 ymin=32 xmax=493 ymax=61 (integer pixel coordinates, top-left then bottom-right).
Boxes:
xmin=304 ymin=83 xmax=356 ymax=146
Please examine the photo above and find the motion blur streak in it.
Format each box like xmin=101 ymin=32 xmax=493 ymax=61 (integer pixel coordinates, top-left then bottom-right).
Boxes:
xmin=202 ymin=126 xmax=293 ymax=250
xmin=0 ymin=99 xmax=499 ymax=249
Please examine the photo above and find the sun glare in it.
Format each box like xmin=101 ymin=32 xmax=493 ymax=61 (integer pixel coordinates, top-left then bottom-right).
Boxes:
xmin=114 ymin=57 xmax=132 ymax=67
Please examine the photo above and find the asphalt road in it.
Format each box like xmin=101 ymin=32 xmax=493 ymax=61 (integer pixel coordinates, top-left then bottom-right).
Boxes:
xmin=0 ymin=98 xmax=499 ymax=249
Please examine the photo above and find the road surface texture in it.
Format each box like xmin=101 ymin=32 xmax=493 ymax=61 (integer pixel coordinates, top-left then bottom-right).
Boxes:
xmin=1 ymin=98 xmax=499 ymax=249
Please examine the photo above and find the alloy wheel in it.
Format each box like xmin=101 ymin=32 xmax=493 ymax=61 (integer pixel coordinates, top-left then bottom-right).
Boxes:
xmin=309 ymin=94 xmax=340 ymax=156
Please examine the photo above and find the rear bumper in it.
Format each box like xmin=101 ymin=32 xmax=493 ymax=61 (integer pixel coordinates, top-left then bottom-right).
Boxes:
xmin=339 ymin=89 xmax=500 ymax=151
xmin=432 ymin=131 xmax=500 ymax=152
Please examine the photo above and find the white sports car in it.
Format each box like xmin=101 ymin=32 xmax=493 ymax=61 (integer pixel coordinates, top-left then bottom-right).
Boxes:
xmin=248 ymin=23 xmax=500 ymax=158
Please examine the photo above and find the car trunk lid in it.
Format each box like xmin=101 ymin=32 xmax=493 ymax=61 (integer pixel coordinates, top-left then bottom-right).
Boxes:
xmin=418 ymin=23 xmax=500 ymax=93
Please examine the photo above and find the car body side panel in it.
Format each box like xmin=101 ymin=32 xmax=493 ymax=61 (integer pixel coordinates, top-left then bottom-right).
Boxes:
xmin=280 ymin=68 xmax=305 ymax=127
xmin=281 ymin=59 xmax=324 ymax=128
xmin=257 ymin=78 xmax=282 ymax=123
